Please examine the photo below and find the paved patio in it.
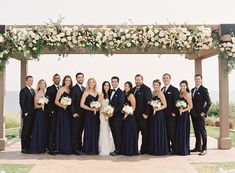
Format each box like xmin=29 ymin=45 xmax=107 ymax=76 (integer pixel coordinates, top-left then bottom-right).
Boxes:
xmin=0 ymin=136 xmax=235 ymax=173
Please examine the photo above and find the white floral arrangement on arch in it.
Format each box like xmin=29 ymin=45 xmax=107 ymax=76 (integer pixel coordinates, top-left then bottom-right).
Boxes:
xmin=0 ymin=18 xmax=235 ymax=73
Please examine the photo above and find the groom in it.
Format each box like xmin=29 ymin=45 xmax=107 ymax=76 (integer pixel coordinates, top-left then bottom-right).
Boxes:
xmin=109 ymin=76 xmax=125 ymax=156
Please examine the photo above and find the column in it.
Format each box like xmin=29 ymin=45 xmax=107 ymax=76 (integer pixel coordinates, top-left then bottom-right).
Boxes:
xmin=0 ymin=69 xmax=6 ymax=151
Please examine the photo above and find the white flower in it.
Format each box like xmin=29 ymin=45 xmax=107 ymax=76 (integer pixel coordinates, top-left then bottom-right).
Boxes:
xmin=90 ymin=101 xmax=101 ymax=109
xmin=176 ymin=100 xmax=187 ymax=109
xmin=38 ymin=96 xmax=49 ymax=105
xmin=0 ymin=35 xmax=4 ymax=43
xmin=35 ymin=35 xmax=40 ymax=40
xmin=122 ymin=105 xmax=134 ymax=115
xmin=149 ymin=99 xmax=161 ymax=109
xmin=101 ymin=105 xmax=114 ymax=118
xmin=60 ymin=96 xmax=72 ymax=106
xmin=61 ymin=38 xmax=67 ymax=43
xmin=127 ymin=42 xmax=131 ymax=47
xmin=32 ymin=47 xmax=37 ymax=51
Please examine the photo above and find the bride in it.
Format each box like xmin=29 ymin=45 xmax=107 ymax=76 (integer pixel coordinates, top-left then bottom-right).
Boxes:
xmin=98 ymin=81 xmax=114 ymax=155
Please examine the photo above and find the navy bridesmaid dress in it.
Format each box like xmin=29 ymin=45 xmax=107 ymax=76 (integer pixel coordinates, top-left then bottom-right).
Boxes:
xmin=121 ymin=97 xmax=138 ymax=156
xmin=175 ymin=97 xmax=190 ymax=155
xmin=55 ymin=92 xmax=73 ymax=154
xmin=31 ymin=108 xmax=48 ymax=153
xmin=83 ymin=94 xmax=100 ymax=154
xmin=148 ymin=95 xmax=169 ymax=156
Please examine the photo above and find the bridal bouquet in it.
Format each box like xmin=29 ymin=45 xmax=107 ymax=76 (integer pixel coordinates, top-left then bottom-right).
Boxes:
xmin=60 ymin=96 xmax=72 ymax=106
xmin=101 ymin=105 xmax=114 ymax=119
xmin=37 ymin=96 xmax=49 ymax=105
xmin=149 ymin=99 xmax=162 ymax=114
xmin=90 ymin=101 xmax=101 ymax=115
xmin=176 ymin=100 xmax=187 ymax=115
xmin=122 ymin=105 xmax=134 ymax=119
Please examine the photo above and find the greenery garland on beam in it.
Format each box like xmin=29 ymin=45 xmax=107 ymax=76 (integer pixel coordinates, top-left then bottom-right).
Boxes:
xmin=0 ymin=19 xmax=234 ymax=73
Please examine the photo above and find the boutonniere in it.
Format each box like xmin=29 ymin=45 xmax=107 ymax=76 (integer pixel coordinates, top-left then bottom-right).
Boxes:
xmin=167 ymin=92 xmax=171 ymax=94
xmin=197 ymin=92 xmax=200 ymax=94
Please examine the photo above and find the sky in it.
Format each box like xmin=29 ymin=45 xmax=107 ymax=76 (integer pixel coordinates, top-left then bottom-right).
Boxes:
xmin=1 ymin=0 xmax=235 ymax=92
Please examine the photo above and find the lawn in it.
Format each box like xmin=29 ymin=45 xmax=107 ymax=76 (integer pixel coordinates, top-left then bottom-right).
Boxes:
xmin=192 ymin=162 xmax=235 ymax=173
xmin=5 ymin=128 xmax=19 ymax=140
xmin=0 ymin=164 xmax=33 ymax=173
xmin=206 ymin=126 xmax=235 ymax=148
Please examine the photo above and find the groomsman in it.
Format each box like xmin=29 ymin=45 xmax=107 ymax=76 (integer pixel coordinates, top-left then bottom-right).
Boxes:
xmin=19 ymin=75 xmax=35 ymax=153
xmin=71 ymin=72 xmax=85 ymax=155
xmin=109 ymin=76 xmax=125 ymax=156
xmin=46 ymin=74 xmax=61 ymax=155
xmin=190 ymin=74 xmax=211 ymax=155
xmin=133 ymin=74 xmax=152 ymax=154
xmin=162 ymin=73 xmax=179 ymax=154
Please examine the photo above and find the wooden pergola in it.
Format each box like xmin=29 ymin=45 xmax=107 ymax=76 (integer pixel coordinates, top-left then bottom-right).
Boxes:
xmin=0 ymin=24 xmax=233 ymax=151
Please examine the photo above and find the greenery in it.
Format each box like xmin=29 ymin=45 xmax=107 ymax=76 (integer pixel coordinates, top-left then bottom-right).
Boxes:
xmin=5 ymin=127 xmax=19 ymax=140
xmin=192 ymin=162 xmax=235 ymax=173
xmin=207 ymin=102 xmax=235 ymax=119
xmin=206 ymin=126 xmax=235 ymax=148
xmin=0 ymin=164 xmax=33 ymax=173
xmin=5 ymin=115 xmax=20 ymax=129
xmin=0 ymin=19 xmax=235 ymax=73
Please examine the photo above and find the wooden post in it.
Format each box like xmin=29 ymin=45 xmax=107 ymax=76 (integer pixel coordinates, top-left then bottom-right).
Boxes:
xmin=19 ymin=60 xmax=28 ymax=136
xmin=194 ymin=58 xmax=202 ymax=75
xmin=218 ymin=55 xmax=232 ymax=149
xmin=0 ymin=69 xmax=6 ymax=151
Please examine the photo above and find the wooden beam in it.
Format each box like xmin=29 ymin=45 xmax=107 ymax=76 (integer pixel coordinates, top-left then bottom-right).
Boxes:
xmin=0 ymin=69 xmax=6 ymax=151
xmin=19 ymin=60 xmax=28 ymax=136
xmin=194 ymin=59 xmax=202 ymax=75
xmin=185 ymin=49 xmax=219 ymax=60
xmin=218 ymin=55 xmax=232 ymax=149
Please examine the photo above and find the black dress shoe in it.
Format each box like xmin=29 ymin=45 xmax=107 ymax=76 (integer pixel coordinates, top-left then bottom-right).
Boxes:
xmin=190 ymin=148 xmax=201 ymax=152
xmin=21 ymin=149 xmax=30 ymax=154
xmin=169 ymin=151 xmax=175 ymax=155
xmin=74 ymin=150 xmax=82 ymax=155
xmin=199 ymin=150 xmax=207 ymax=156
xmin=48 ymin=150 xmax=57 ymax=155
xmin=111 ymin=151 xmax=119 ymax=156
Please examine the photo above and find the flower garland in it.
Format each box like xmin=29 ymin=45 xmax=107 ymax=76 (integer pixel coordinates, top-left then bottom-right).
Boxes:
xmin=0 ymin=19 xmax=234 ymax=73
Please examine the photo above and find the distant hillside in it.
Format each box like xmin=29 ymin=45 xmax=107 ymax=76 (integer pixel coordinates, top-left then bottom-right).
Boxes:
xmin=3 ymin=90 xmax=235 ymax=115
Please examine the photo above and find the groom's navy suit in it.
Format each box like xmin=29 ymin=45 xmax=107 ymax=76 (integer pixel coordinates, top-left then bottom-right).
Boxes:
xmin=109 ymin=88 xmax=125 ymax=153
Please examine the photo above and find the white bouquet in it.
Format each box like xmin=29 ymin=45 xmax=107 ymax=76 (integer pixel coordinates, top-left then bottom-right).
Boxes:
xmin=176 ymin=100 xmax=187 ymax=115
xmin=90 ymin=101 xmax=101 ymax=109
xmin=149 ymin=99 xmax=162 ymax=114
xmin=37 ymin=96 xmax=49 ymax=105
xmin=101 ymin=105 xmax=114 ymax=119
xmin=60 ymin=96 xmax=72 ymax=106
xmin=90 ymin=101 xmax=101 ymax=115
xmin=122 ymin=105 xmax=134 ymax=119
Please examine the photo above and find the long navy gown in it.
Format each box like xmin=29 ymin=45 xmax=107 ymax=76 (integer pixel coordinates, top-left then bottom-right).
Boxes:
xmin=148 ymin=95 xmax=169 ymax=156
xmin=55 ymin=92 xmax=73 ymax=154
xmin=83 ymin=94 xmax=100 ymax=154
xmin=121 ymin=97 xmax=138 ymax=156
xmin=175 ymin=97 xmax=190 ymax=155
xmin=31 ymin=107 xmax=48 ymax=153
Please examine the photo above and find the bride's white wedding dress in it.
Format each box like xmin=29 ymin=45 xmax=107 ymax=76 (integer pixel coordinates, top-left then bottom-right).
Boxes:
xmin=99 ymin=98 xmax=115 ymax=155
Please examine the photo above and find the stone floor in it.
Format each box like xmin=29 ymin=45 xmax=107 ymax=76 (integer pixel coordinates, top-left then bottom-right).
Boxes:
xmin=0 ymin=137 xmax=235 ymax=173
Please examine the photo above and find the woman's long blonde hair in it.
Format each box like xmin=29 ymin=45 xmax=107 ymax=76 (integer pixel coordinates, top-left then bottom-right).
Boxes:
xmin=37 ymin=79 xmax=47 ymax=92
xmin=85 ymin=78 xmax=97 ymax=92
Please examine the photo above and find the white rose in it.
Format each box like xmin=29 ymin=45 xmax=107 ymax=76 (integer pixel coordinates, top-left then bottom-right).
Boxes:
xmin=159 ymin=31 xmax=165 ymax=37
xmin=127 ymin=42 xmax=131 ymax=47
xmin=220 ymin=47 xmax=225 ymax=52
xmin=126 ymin=34 xmax=131 ymax=38
xmin=124 ymin=29 xmax=129 ymax=33
xmin=32 ymin=47 xmax=37 ymax=51
xmin=109 ymin=42 xmax=114 ymax=46
xmin=232 ymin=37 xmax=235 ymax=43
xmin=28 ymin=43 xmax=33 ymax=48
xmin=35 ymin=35 xmax=40 ymax=40
xmin=0 ymin=53 xmax=3 ymax=58
xmin=0 ymin=35 xmax=4 ymax=43
xmin=61 ymin=38 xmax=67 ymax=43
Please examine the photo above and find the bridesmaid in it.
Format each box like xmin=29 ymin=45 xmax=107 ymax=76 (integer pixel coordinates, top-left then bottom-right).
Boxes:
xmin=175 ymin=80 xmax=193 ymax=155
xmin=80 ymin=78 xmax=100 ymax=155
xmin=55 ymin=75 xmax=73 ymax=154
xmin=121 ymin=82 xmax=138 ymax=156
xmin=148 ymin=79 xmax=168 ymax=156
xmin=31 ymin=79 xmax=48 ymax=153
